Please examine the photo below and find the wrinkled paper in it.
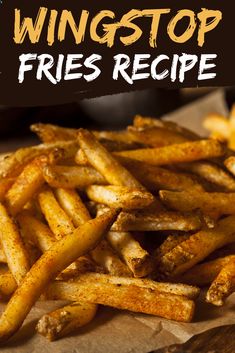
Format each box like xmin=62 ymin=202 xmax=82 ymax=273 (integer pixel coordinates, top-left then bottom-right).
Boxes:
xmin=0 ymin=89 xmax=233 ymax=353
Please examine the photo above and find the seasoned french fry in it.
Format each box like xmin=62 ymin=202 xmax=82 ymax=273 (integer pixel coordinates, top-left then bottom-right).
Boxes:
xmin=159 ymin=215 xmax=235 ymax=277
xmin=43 ymin=165 xmax=106 ymax=189
xmin=0 ymin=209 xmax=118 ymax=341
xmin=203 ymin=113 xmax=230 ymax=140
xmin=0 ymin=203 xmax=30 ymax=284
xmin=178 ymin=161 xmax=235 ymax=192
xmin=176 ymin=255 xmax=235 ymax=286
xmin=114 ymin=140 xmax=224 ymax=166
xmin=154 ymin=234 xmax=190 ymax=261
xmin=90 ymin=239 xmax=132 ymax=277
xmin=0 ymin=141 xmax=78 ymax=178
xmin=47 ymin=276 xmax=195 ymax=323
xmin=0 ymin=178 xmax=15 ymax=202
xmin=160 ymin=190 xmax=235 ymax=217
xmin=31 ymin=123 xmax=77 ymax=142
xmin=206 ymin=258 xmax=235 ymax=306
xmin=122 ymin=160 xmax=203 ymax=191
xmin=92 ymin=130 xmax=136 ymax=144
xmin=112 ymin=211 xmax=202 ymax=232
xmin=55 ymin=188 xmax=91 ymax=227
xmin=107 ymin=231 xmax=154 ymax=277
xmin=77 ymin=129 xmax=144 ymax=188
xmin=36 ymin=302 xmax=98 ymax=341
xmin=87 ymin=185 xmax=154 ymax=209
xmin=5 ymin=156 xmax=48 ymax=216
xmin=0 ymin=248 xmax=6 ymax=263
xmin=38 ymin=187 xmax=74 ymax=239
xmin=0 ymin=271 xmax=17 ymax=300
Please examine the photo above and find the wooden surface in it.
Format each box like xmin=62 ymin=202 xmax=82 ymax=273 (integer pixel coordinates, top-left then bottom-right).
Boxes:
xmin=155 ymin=325 xmax=235 ymax=353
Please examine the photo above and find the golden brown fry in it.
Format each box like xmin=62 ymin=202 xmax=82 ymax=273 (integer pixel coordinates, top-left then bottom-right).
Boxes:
xmin=206 ymin=258 xmax=235 ymax=306
xmin=0 ymin=203 xmax=30 ymax=284
xmin=36 ymin=302 xmax=98 ymax=341
xmin=31 ymin=123 xmax=77 ymax=142
xmin=160 ymin=190 xmax=235 ymax=217
xmin=5 ymin=156 xmax=48 ymax=216
xmin=176 ymin=255 xmax=235 ymax=286
xmin=154 ymin=234 xmax=190 ymax=261
xmin=0 ymin=141 xmax=78 ymax=178
xmin=77 ymin=129 xmax=144 ymax=188
xmin=47 ymin=276 xmax=195 ymax=323
xmin=90 ymin=239 xmax=132 ymax=277
xmin=159 ymin=215 xmax=235 ymax=277
xmin=203 ymin=113 xmax=230 ymax=140
xmin=0 ymin=248 xmax=6 ymax=263
xmin=92 ymin=130 xmax=136 ymax=144
xmin=38 ymin=187 xmax=74 ymax=239
xmin=122 ymin=160 xmax=203 ymax=191
xmin=0 ymin=178 xmax=15 ymax=202
xmin=178 ymin=161 xmax=235 ymax=192
xmin=0 ymin=271 xmax=17 ymax=300
xmin=87 ymin=185 xmax=154 ymax=210
xmin=55 ymin=188 xmax=90 ymax=227
xmin=114 ymin=140 xmax=224 ymax=166
xmin=0 ymin=209 xmax=118 ymax=341
xmin=112 ymin=210 xmax=202 ymax=232
xmin=107 ymin=231 xmax=153 ymax=277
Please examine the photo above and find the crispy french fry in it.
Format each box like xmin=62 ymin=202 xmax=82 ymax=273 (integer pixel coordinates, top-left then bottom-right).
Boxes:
xmin=160 ymin=190 xmax=235 ymax=217
xmin=38 ymin=187 xmax=74 ymax=239
xmin=77 ymin=129 xmax=144 ymax=188
xmin=55 ymin=188 xmax=90 ymax=227
xmin=90 ymin=239 xmax=132 ymax=277
xmin=154 ymin=234 xmax=190 ymax=261
xmin=92 ymin=130 xmax=136 ymax=144
xmin=0 ymin=203 xmax=30 ymax=284
xmin=5 ymin=156 xmax=48 ymax=216
xmin=0 ymin=209 xmax=118 ymax=341
xmin=36 ymin=302 xmax=98 ymax=341
xmin=107 ymin=231 xmax=154 ymax=277
xmin=122 ymin=160 xmax=203 ymax=191
xmin=0 ymin=178 xmax=15 ymax=202
xmin=86 ymin=185 xmax=154 ymax=209
xmin=111 ymin=211 xmax=202 ymax=232
xmin=178 ymin=161 xmax=235 ymax=192
xmin=176 ymin=255 xmax=235 ymax=286
xmin=203 ymin=113 xmax=230 ymax=140
xmin=133 ymin=115 xmax=200 ymax=140
xmin=206 ymin=258 xmax=235 ymax=306
xmin=0 ymin=141 xmax=78 ymax=178
xmin=47 ymin=275 xmax=195 ymax=323
xmin=0 ymin=271 xmax=17 ymax=300
xmin=31 ymin=123 xmax=77 ymax=142
xmin=43 ymin=165 xmax=107 ymax=189
xmin=114 ymin=140 xmax=224 ymax=166
xmin=158 ymin=215 xmax=235 ymax=277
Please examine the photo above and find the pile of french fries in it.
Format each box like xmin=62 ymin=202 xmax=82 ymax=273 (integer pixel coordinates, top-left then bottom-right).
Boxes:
xmin=0 ymin=114 xmax=235 ymax=343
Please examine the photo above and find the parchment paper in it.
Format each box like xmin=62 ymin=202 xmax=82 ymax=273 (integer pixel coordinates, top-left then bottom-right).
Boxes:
xmin=0 ymin=89 xmax=233 ymax=353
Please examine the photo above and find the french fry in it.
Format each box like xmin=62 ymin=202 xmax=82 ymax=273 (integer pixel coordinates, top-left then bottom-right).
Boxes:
xmin=0 ymin=203 xmax=30 ymax=284
xmin=122 ymin=160 xmax=203 ymax=191
xmin=178 ymin=161 xmax=235 ymax=192
xmin=0 ymin=271 xmax=17 ymax=300
xmin=111 ymin=210 xmax=202 ymax=232
xmin=43 ymin=165 xmax=107 ymax=189
xmin=77 ymin=129 xmax=144 ymax=188
xmin=0 ymin=141 xmax=78 ymax=178
xmin=114 ymin=140 xmax=225 ymax=166
xmin=206 ymin=257 xmax=235 ymax=306
xmin=55 ymin=188 xmax=91 ymax=227
xmin=224 ymin=156 xmax=235 ymax=177
xmin=38 ymin=187 xmax=74 ymax=239
xmin=176 ymin=255 xmax=235 ymax=286
xmin=0 ymin=209 xmax=118 ymax=341
xmin=36 ymin=302 xmax=98 ymax=341
xmin=154 ymin=234 xmax=190 ymax=261
xmin=0 ymin=178 xmax=15 ymax=202
xmin=92 ymin=130 xmax=136 ymax=144
xmin=31 ymin=123 xmax=77 ymax=142
xmin=47 ymin=276 xmax=195 ymax=323
xmin=0 ymin=248 xmax=6 ymax=263
xmin=158 ymin=215 xmax=235 ymax=277
xmin=86 ymin=185 xmax=154 ymax=209
xmin=5 ymin=156 xmax=48 ymax=216
xmin=160 ymin=190 xmax=235 ymax=217
xmin=203 ymin=113 xmax=230 ymax=140
xmin=90 ymin=239 xmax=132 ymax=277
xmin=107 ymin=231 xmax=154 ymax=277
